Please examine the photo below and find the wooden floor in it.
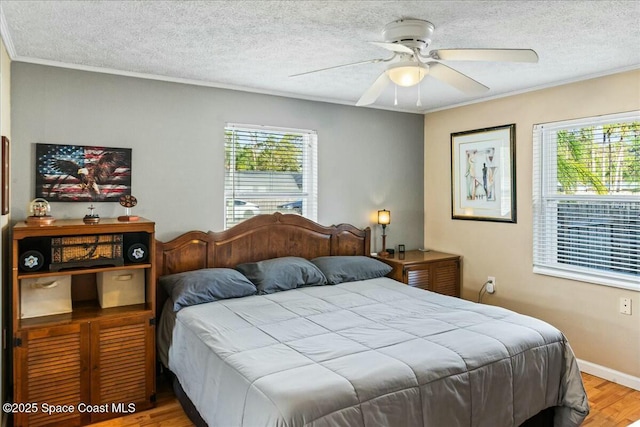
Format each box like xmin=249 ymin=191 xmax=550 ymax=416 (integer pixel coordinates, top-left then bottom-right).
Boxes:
xmin=581 ymin=373 xmax=640 ymax=426
xmin=89 ymin=372 xmax=640 ymax=427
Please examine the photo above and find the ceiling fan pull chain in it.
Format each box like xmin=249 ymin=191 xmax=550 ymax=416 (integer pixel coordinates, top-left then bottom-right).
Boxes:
xmin=416 ymin=67 xmax=423 ymax=107
xmin=394 ymin=85 xmax=398 ymax=106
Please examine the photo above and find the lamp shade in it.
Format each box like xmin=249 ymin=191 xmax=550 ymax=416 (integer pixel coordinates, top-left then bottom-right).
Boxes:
xmin=378 ymin=209 xmax=391 ymax=225
xmin=386 ymin=62 xmax=427 ymax=87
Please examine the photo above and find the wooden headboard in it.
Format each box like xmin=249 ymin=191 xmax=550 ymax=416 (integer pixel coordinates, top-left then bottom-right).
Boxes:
xmin=155 ymin=213 xmax=371 ymax=310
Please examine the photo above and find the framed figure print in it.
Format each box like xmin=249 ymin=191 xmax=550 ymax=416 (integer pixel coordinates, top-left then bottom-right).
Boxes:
xmin=451 ymin=124 xmax=516 ymax=223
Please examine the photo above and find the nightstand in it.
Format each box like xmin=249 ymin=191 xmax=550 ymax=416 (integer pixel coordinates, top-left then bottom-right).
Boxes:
xmin=374 ymin=250 xmax=461 ymax=297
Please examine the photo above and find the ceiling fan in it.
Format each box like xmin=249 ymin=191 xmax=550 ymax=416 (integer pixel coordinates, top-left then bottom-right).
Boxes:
xmin=290 ymin=19 xmax=539 ymax=107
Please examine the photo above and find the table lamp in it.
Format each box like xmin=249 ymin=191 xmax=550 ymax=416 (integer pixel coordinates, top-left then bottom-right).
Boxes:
xmin=378 ymin=209 xmax=391 ymax=257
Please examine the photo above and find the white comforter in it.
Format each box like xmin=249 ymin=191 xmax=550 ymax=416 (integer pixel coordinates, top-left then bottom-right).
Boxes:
xmin=160 ymin=277 xmax=589 ymax=427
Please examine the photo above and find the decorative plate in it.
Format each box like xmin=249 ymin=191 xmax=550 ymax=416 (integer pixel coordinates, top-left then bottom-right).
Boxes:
xmin=119 ymin=195 xmax=138 ymax=208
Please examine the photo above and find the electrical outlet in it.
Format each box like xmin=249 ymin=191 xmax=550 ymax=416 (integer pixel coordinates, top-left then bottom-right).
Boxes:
xmin=620 ymin=297 xmax=632 ymax=315
xmin=486 ymin=276 xmax=496 ymax=294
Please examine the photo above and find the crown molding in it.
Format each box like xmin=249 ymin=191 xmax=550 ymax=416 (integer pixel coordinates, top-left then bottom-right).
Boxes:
xmin=7 ymin=43 xmax=638 ymax=116
xmin=421 ymin=64 xmax=640 ymax=114
xmin=11 ymin=55 xmax=422 ymax=115
xmin=0 ymin=5 xmax=17 ymax=58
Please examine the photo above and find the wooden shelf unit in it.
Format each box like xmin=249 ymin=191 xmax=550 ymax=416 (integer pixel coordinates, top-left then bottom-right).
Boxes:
xmin=11 ymin=218 xmax=156 ymax=427
xmin=374 ymin=250 xmax=461 ymax=297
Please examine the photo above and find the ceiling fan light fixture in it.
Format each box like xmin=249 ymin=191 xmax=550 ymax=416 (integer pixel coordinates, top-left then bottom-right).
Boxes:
xmin=386 ymin=62 xmax=427 ymax=87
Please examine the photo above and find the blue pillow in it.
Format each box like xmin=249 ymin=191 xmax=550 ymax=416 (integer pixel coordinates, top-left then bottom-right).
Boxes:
xmin=311 ymin=256 xmax=392 ymax=285
xmin=236 ymin=256 xmax=327 ymax=294
xmin=160 ymin=268 xmax=257 ymax=311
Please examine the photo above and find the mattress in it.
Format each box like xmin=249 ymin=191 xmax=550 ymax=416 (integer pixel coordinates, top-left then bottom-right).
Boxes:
xmin=158 ymin=277 xmax=589 ymax=427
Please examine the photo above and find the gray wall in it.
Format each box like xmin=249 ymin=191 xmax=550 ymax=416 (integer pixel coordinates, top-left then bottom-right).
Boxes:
xmin=11 ymin=63 xmax=424 ymax=249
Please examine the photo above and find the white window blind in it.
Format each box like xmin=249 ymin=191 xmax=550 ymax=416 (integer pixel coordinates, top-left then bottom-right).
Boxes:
xmin=533 ymin=111 xmax=640 ymax=290
xmin=224 ymin=124 xmax=317 ymax=229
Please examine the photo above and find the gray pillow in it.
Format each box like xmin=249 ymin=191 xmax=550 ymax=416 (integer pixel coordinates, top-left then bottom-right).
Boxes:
xmin=160 ymin=268 xmax=257 ymax=311
xmin=311 ymin=256 xmax=392 ymax=285
xmin=236 ymin=256 xmax=327 ymax=294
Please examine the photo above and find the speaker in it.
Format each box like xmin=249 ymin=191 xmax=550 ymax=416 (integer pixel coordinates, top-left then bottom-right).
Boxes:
xmin=127 ymin=243 xmax=148 ymax=263
xmin=18 ymin=237 xmax=50 ymax=272
xmin=124 ymin=232 xmax=149 ymax=263
xmin=19 ymin=250 xmax=45 ymax=272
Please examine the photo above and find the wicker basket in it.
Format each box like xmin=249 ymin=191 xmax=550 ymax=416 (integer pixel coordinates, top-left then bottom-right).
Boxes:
xmin=50 ymin=234 xmax=124 ymax=271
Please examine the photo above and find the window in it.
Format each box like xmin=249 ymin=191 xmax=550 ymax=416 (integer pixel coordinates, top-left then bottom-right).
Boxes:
xmin=533 ymin=111 xmax=640 ymax=290
xmin=224 ymin=124 xmax=317 ymax=229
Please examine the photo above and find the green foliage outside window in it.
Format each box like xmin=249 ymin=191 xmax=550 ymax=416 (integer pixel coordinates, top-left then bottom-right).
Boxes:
xmin=556 ymin=122 xmax=640 ymax=195
xmin=225 ymin=131 xmax=303 ymax=172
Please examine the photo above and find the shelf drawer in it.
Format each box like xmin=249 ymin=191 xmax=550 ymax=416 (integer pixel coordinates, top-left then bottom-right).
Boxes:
xmin=97 ymin=269 xmax=145 ymax=308
xmin=20 ymin=275 xmax=72 ymax=319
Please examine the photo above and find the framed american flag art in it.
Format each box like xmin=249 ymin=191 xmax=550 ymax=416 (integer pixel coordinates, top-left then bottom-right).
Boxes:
xmin=35 ymin=143 xmax=132 ymax=202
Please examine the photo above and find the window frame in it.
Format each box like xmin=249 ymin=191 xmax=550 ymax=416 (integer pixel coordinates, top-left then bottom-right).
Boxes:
xmin=224 ymin=123 xmax=318 ymax=229
xmin=532 ymin=111 xmax=640 ymax=291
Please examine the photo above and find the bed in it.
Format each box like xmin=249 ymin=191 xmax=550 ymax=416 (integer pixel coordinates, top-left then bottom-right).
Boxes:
xmin=156 ymin=213 xmax=589 ymax=427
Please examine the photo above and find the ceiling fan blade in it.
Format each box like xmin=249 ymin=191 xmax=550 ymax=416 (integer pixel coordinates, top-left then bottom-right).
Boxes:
xmin=356 ymin=72 xmax=391 ymax=106
xmin=368 ymin=41 xmax=414 ymax=54
xmin=427 ymin=62 xmax=489 ymax=95
xmin=430 ymin=49 xmax=539 ymax=63
xmin=289 ymin=59 xmax=384 ymax=78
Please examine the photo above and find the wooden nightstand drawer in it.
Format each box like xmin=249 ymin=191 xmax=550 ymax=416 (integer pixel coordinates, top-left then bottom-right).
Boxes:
xmin=374 ymin=250 xmax=461 ymax=297
xmin=407 ymin=268 xmax=430 ymax=289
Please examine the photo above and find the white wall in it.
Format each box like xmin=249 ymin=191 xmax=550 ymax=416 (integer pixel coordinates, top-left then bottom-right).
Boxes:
xmin=11 ymin=63 xmax=424 ymax=248
xmin=424 ymin=70 xmax=640 ymax=379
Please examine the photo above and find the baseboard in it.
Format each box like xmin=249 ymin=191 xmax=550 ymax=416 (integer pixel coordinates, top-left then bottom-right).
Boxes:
xmin=577 ymin=358 xmax=640 ymax=391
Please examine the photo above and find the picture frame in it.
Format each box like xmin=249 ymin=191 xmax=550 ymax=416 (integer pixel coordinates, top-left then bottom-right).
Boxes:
xmin=451 ymin=124 xmax=516 ymax=223
xmin=35 ymin=143 xmax=132 ymax=202
xmin=1 ymin=136 xmax=9 ymax=215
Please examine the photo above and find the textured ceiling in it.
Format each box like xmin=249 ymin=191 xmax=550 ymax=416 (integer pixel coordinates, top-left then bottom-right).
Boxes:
xmin=1 ymin=1 xmax=639 ymax=113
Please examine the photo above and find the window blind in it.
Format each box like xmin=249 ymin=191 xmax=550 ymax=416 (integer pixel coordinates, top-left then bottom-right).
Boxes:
xmin=224 ymin=124 xmax=317 ymax=229
xmin=533 ymin=111 xmax=640 ymax=290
